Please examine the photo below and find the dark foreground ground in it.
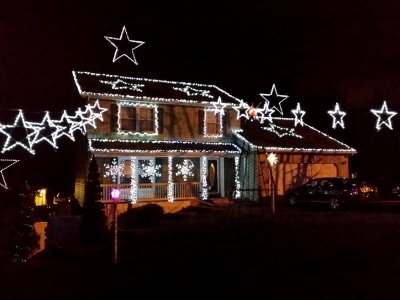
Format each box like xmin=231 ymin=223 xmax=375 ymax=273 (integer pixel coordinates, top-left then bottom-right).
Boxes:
xmin=2 ymin=203 xmax=400 ymax=300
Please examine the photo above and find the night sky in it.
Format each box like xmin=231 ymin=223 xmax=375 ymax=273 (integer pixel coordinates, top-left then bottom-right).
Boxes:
xmin=1 ymin=0 xmax=400 ymax=191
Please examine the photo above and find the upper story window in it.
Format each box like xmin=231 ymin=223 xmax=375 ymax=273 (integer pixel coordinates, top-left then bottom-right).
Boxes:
xmin=203 ymin=109 xmax=223 ymax=137
xmin=117 ymin=103 xmax=158 ymax=136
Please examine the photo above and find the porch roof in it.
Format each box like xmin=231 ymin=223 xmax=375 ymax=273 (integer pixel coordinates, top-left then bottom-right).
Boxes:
xmin=233 ymin=117 xmax=357 ymax=155
xmin=88 ymin=139 xmax=242 ymax=154
xmin=72 ymin=71 xmax=241 ymax=105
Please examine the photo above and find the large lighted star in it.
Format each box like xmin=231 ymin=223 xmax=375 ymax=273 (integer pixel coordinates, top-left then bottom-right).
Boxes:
xmin=211 ymin=97 xmax=228 ymax=116
xmin=27 ymin=112 xmax=65 ymax=148
xmin=0 ymin=110 xmax=41 ymax=154
xmin=328 ymin=102 xmax=346 ymax=129
xmin=260 ymin=84 xmax=289 ymax=115
xmin=291 ymin=102 xmax=306 ymax=126
xmin=370 ymin=101 xmax=397 ymax=131
xmin=0 ymin=159 xmax=19 ymax=189
xmin=105 ymin=25 xmax=145 ymax=65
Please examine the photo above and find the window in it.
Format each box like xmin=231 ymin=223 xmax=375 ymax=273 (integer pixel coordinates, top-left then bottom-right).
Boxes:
xmin=205 ymin=110 xmax=221 ymax=135
xmin=118 ymin=104 xmax=156 ymax=134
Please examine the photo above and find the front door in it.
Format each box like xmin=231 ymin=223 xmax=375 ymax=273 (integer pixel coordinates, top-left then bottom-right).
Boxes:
xmin=207 ymin=159 xmax=219 ymax=195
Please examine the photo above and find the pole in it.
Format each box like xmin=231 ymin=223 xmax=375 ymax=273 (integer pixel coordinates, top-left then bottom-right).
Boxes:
xmin=113 ymin=202 xmax=118 ymax=264
xmin=267 ymin=162 xmax=275 ymax=214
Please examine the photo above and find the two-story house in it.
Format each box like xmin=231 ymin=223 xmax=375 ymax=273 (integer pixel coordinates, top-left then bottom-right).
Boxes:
xmin=72 ymin=70 xmax=357 ymax=213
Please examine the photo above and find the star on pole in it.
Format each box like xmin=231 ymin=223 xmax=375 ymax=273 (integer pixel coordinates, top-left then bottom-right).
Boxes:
xmin=0 ymin=159 xmax=19 ymax=189
xmin=370 ymin=101 xmax=397 ymax=131
xmin=105 ymin=25 xmax=145 ymax=65
xmin=260 ymin=84 xmax=289 ymax=115
xmin=291 ymin=102 xmax=306 ymax=126
xmin=327 ymin=102 xmax=346 ymax=129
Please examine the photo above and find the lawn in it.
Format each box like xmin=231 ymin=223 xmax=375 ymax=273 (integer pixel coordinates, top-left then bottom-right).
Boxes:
xmin=2 ymin=203 xmax=400 ymax=299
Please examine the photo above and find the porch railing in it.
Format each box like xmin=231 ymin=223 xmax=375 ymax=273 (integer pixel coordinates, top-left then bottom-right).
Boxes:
xmin=101 ymin=182 xmax=200 ymax=202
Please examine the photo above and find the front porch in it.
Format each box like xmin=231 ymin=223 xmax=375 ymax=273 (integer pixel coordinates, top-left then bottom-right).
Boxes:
xmin=101 ymin=182 xmax=201 ymax=202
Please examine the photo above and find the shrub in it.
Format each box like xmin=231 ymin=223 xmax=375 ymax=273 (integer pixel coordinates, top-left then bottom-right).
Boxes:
xmin=118 ymin=204 xmax=164 ymax=229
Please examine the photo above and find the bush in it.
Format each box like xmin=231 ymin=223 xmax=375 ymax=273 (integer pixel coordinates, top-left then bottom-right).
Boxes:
xmin=118 ymin=204 xmax=164 ymax=229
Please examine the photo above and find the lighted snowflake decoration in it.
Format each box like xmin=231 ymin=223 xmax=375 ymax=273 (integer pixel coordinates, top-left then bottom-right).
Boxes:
xmin=104 ymin=158 xmax=124 ymax=182
xmin=139 ymin=160 xmax=161 ymax=182
xmin=267 ymin=152 xmax=278 ymax=166
xmin=370 ymin=100 xmax=397 ymax=131
xmin=175 ymin=159 xmax=195 ymax=181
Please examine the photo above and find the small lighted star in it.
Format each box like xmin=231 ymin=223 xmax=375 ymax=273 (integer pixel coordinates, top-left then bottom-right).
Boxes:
xmin=263 ymin=123 xmax=303 ymax=138
xmin=173 ymin=86 xmax=213 ymax=99
xmin=233 ymin=100 xmax=250 ymax=120
xmin=211 ymin=97 xmax=228 ymax=115
xmin=27 ymin=112 xmax=65 ymax=148
xmin=327 ymin=102 xmax=346 ymax=129
xmin=104 ymin=25 xmax=145 ymax=65
xmin=370 ymin=101 xmax=397 ymax=131
xmin=260 ymin=84 xmax=289 ymax=115
xmin=86 ymin=100 xmax=108 ymax=122
xmin=53 ymin=111 xmax=76 ymax=141
xmin=259 ymin=101 xmax=275 ymax=124
xmin=291 ymin=102 xmax=306 ymax=126
xmin=0 ymin=159 xmax=19 ymax=189
xmin=100 ymin=79 xmax=144 ymax=92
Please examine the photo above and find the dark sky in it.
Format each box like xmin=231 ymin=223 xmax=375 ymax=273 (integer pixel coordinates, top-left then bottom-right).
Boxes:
xmin=1 ymin=0 xmax=400 ymax=187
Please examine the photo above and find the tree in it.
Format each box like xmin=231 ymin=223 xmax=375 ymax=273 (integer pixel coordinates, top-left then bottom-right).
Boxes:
xmin=81 ymin=155 xmax=107 ymax=244
xmin=12 ymin=183 xmax=40 ymax=262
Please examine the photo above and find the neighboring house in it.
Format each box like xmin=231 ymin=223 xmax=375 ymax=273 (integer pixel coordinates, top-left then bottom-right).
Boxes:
xmin=72 ymin=70 xmax=357 ymax=212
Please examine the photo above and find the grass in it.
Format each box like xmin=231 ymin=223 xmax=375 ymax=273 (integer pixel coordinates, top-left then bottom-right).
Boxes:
xmin=2 ymin=203 xmax=400 ymax=299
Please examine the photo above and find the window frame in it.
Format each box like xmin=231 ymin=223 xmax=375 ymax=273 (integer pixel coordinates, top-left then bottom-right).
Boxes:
xmin=117 ymin=102 xmax=158 ymax=136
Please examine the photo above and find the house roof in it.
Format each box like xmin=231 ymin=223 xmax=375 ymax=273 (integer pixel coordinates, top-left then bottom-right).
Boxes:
xmin=233 ymin=117 xmax=357 ymax=155
xmin=72 ymin=71 xmax=242 ymax=105
xmin=88 ymin=139 xmax=242 ymax=155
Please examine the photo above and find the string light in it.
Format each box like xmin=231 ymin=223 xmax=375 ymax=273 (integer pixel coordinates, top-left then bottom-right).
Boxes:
xmin=100 ymin=79 xmax=145 ymax=92
xmin=173 ymin=85 xmax=213 ymax=98
xmin=201 ymin=157 xmax=208 ymax=200
xmin=167 ymin=156 xmax=174 ymax=202
xmin=117 ymin=102 xmax=159 ymax=136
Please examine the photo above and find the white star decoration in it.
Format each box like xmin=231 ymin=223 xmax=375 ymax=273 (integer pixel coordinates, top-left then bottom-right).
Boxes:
xmin=0 ymin=102 xmax=107 ymax=155
xmin=233 ymin=100 xmax=250 ymax=120
xmin=0 ymin=110 xmax=40 ymax=154
xmin=263 ymin=123 xmax=303 ymax=138
xmin=370 ymin=101 xmax=397 ymax=131
xmin=211 ymin=97 xmax=228 ymax=115
xmin=260 ymin=84 xmax=289 ymax=115
xmin=100 ymin=79 xmax=144 ymax=92
xmin=0 ymin=159 xmax=19 ymax=189
xmin=328 ymin=102 xmax=346 ymax=129
xmin=173 ymin=86 xmax=213 ymax=99
xmin=104 ymin=25 xmax=145 ymax=65
xmin=291 ymin=102 xmax=306 ymax=126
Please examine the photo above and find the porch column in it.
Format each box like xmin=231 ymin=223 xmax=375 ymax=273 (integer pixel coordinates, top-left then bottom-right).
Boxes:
xmin=201 ymin=156 xmax=208 ymax=200
xmin=167 ymin=156 xmax=174 ymax=202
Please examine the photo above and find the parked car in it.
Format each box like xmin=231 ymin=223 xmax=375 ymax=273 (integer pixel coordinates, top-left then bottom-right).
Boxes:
xmin=285 ymin=177 xmax=379 ymax=210
xmin=52 ymin=192 xmax=72 ymax=205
